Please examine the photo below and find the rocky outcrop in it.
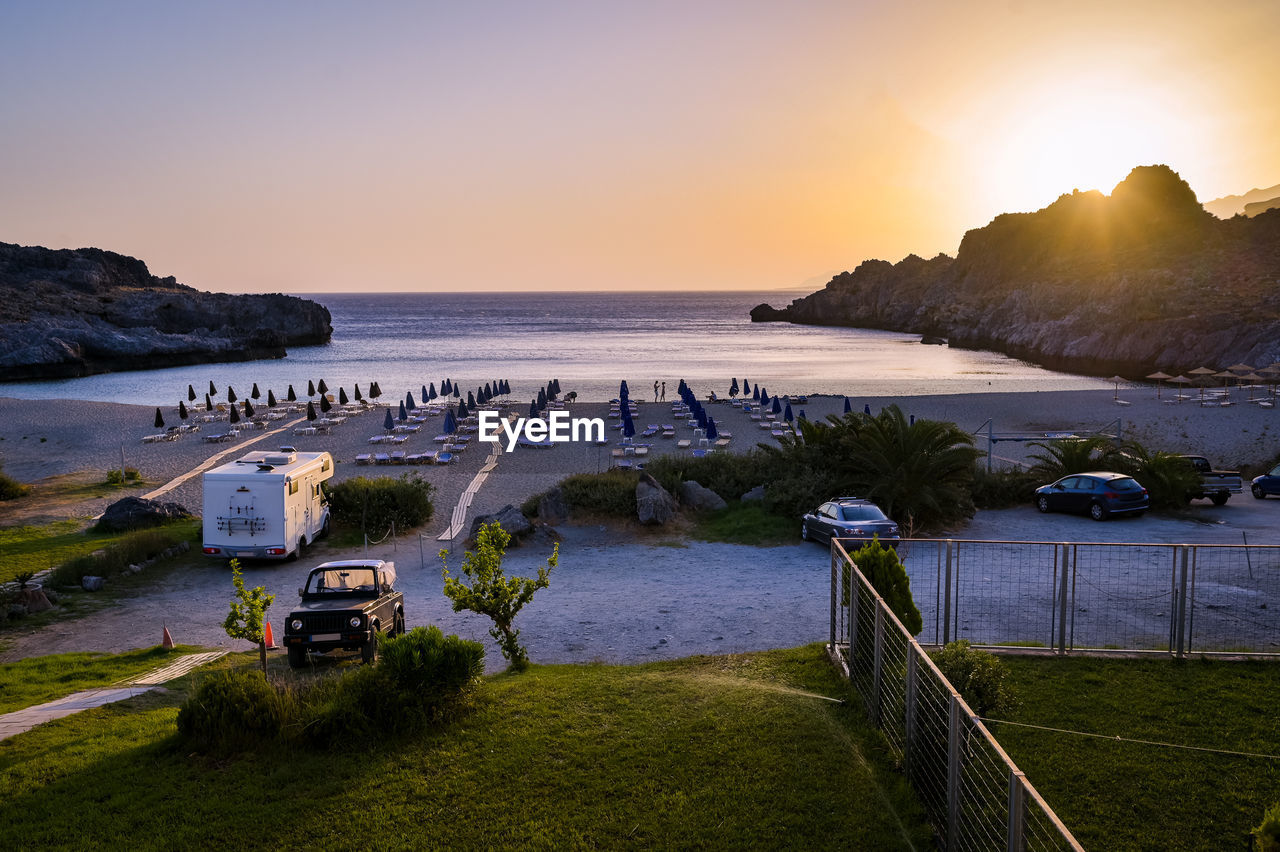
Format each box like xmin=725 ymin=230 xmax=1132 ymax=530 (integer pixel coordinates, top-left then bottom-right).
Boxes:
xmin=470 ymin=504 xmax=533 ymax=542
xmin=679 ymin=481 xmax=727 ymax=513
xmin=636 ymin=474 xmax=678 ymax=525
xmin=536 ymin=487 xmax=570 ymax=524
xmin=95 ymin=497 xmax=193 ymax=532
xmin=0 ymin=242 xmax=332 ymax=381
xmin=753 ymin=166 xmax=1280 ymax=377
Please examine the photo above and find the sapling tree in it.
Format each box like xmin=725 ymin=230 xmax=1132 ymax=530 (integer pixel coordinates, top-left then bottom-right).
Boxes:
xmin=440 ymin=522 xmax=558 ymax=671
xmin=224 ymin=558 xmax=275 ymax=674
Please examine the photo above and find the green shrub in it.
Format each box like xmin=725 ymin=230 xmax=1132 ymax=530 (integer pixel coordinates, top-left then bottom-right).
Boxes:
xmin=646 ymin=450 xmax=774 ymax=504
xmin=176 ymin=669 xmax=292 ymax=752
xmin=0 ymin=468 xmax=29 ymax=501
xmin=930 ymin=640 xmax=1019 ymax=719
xmin=557 ymin=469 xmax=639 ymax=517
xmin=1027 ymin=436 xmax=1109 ymax=478
xmin=520 ymin=492 xmax=541 ymax=518
xmin=1254 ymin=802 xmax=1280 ymax=852
xmin=50 ymin=525 xmax=195 ymax=586
xmin=970 ymin=466 xmax=1042 ymax=509
xmin=105 ymin=468 xmax=141 ymax=485
xmin=844 ymin=538 xmax=922 ymax=635
xmin=327 ymin=474 xmax=434 ymax=534
xmin=1103 ymin=442 xmax=1202 ymax=509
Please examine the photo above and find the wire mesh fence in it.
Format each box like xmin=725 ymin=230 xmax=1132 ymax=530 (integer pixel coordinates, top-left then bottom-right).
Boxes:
xmin=891 ymin=538 xmax=1280 ymax=655
xmin=829 ymin=539 xmax=1082 ymax=851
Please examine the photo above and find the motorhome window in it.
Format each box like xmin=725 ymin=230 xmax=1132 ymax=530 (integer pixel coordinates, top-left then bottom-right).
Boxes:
xmin=289 ymin=481 xmax=299 ymax=495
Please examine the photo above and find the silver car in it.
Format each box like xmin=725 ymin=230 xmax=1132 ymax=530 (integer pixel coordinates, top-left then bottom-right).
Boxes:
xmin=802 ymin=498 xmax=900 ymax=545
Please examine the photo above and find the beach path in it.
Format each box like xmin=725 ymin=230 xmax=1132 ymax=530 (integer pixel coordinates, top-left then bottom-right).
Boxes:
xmin=138 ymin=416 xmax=306 ymax=502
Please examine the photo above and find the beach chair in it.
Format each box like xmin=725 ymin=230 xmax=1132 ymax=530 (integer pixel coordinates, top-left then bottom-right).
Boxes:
xmin=677 ymin=439 xmax=691 ymax=449
xmin=692 ymin=448 xmax=708 ymax=458
xmin=374 ymin=453 xmax=391 ymax=465
xmin=390 ymin=451 xmax=406 ymax=464
xmin=436 ymin=452 xmax=454 ymax=464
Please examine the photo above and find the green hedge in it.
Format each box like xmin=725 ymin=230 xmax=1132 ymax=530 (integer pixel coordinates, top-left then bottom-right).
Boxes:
xmin=327 ymin=474 xmax=434 ymax=533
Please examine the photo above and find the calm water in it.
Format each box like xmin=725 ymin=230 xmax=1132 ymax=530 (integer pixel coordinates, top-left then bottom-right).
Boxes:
xmin=0 ymin=291 xmax=1109 ymax=406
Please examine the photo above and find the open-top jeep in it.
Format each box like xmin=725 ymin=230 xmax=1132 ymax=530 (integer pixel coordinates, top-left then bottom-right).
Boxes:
xmin=283 ymin=560 xmax=405 ymax=667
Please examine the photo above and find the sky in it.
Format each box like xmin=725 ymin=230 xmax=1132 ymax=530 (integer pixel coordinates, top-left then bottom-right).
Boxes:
xmin=1 ymin=0 xmax=1277 ymax=294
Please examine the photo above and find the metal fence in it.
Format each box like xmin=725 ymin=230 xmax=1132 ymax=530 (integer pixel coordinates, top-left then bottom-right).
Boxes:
xmin=829 ymin=539 xmax=1083 ymax=852
xmin=891 ymin=538 xmax=1280 ymax=656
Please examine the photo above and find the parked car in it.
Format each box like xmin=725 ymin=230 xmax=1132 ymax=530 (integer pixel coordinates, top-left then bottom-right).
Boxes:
xmin=282 ymin=560 xmax=404 ymax=668
xmin=1179 ymin=455 xmax=1242 ymax=505
xmin=1034 ymin=472 xmax=1149 ymax=520
xmin=801 ymin=498 xmax=900 ymax=545
xmin=1251 ymin=464 xmax=1280 ymax=499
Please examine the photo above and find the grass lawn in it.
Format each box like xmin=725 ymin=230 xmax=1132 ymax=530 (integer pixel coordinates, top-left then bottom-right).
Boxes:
xmin=0 ymin=518 xmax=201 ymax=585
xmin=996 ymin=655 xmax=1280 ymax=851
xmin=0 ymin=646 xmax=200 ymax=714
xmin=0 ymin=644 xmax=934 ymax=850
xmin=691 ymin=502 xmax=798 ymax=546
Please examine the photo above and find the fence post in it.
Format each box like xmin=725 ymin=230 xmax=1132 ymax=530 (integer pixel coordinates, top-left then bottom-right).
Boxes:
xmin=392 ymin=521 xmax=397 ymax=552
xmin=1056 ymin=544 xmax=1070 ymax=654
xmin=904 ymin=645 xmax=917 ymax=773
xmin=830 ymin=545 xmax=838 ymax=653
xmin=872 ymin=606 xmax=884 ymax=725
xmin=1175 ymin=546 xmax=1190 ymax=658
xmin=1007 ymin=770 xmax=1026 ymax=852
xmin=947 ymin=695 xmax=961 ymax=852
xmin=943 ymin=539 xmax=954 ymax=645
xmin=848 ymin=566 xmax=860 ymax=682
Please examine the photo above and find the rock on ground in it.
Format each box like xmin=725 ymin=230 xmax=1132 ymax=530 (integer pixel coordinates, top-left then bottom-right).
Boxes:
xmin=636 ymin=473 xmax=677 ymax=525
xmin=469 ymin=504 xmax=533 ymax=542
xmin=96 ymin=496 xmax=193 ymax=532
xmin=679 ymin=481 xmax=727 ymax=512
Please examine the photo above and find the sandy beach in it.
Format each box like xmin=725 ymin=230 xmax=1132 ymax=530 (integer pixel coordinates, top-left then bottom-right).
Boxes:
xmin=1 ymin=386 xmax=1277 ymax=532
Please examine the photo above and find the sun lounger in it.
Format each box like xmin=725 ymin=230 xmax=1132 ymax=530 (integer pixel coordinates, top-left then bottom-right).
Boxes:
xmin=391 ymin=435 xmax=409 ymax=444
xmin=355 ymin=454 xmax=372 ymax=465
xmin=519 ymin=436 xmax=554 ymax=448
xmin=436 ymin=452 xmax=454 ymax=464
xmin=691 ymin=448 xmax=708 ymax=458
xmin=677 ymin=439 xmax=691 ymax=449
xmin=715 ymin=438 xmax=731 ymax=448
xmin=390 ymin=451 xmax=406 ymax=464
xmin=374 ymin=453 xmax=391 ymax=464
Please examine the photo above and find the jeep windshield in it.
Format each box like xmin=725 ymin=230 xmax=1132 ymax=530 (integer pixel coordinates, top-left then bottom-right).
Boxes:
xmin=305 ymin=568 xmax=380 ymax=596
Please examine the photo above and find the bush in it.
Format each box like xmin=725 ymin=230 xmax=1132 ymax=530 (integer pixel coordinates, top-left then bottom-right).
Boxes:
xmin=0 ymin=468 xmax=29 ymax=501
xmin=930 ymin=640 xmax=1019 ymax=719
xmin=557 ymin=470 xmax=639 ymax=518
xmin=970 ymin=466 xmax=1042 ymax=509
xmin=327 ymin=474 xmax=434 ymax=534
xmin=49 ymin=525 xmax=194 ymax=586
xmin=105 ymin=468 xmax=141 ymax=485
xmin=844 ymin=538 xmax=922 ymax=635
xmin=176 ymin=669 xmax=292 ymax=752
xmin=646 ymin=450 xmax=774 ymax=504
xmin=1103 ymin=442 xmax=1202 ymax=509
xmin=1254 ymin=802 xmax=1280 ymax=852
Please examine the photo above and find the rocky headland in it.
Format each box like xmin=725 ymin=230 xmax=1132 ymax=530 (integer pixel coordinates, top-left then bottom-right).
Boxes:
xmin=0 ymin=242 xmax=332 ymax=381
xmin=752 ymin=166 xmax=1280 ymax=377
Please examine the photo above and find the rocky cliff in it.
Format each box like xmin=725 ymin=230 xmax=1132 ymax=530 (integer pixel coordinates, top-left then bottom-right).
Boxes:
xmin=0 ymin=242 xmax=332 ymax=381
xmin=752 ymin=166 xmax=1280 ymax=377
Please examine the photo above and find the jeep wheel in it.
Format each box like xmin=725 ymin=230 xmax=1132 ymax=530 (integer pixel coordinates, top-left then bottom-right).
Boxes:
xmin=287 ymin=646 xmax=308 ymax=669
xmin=1089 ymin=502 xmax=1108 ymax=521
xmin=361 ymin=630 xmax=379 ymax=664
xmin=395 ymin=612 xmax=405 ymax=636
xmin=1036 ymin=496 xmax=1050 ymax=513
xmin=1253 ymin=484 xmax=1266 ymax=499
xmin=1211 ymin=493 xmax=1229 ymax=507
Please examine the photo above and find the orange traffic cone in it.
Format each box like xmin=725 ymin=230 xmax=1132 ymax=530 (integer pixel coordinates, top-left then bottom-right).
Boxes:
xmin=264 ymin=621 xmax=277 ymax=650
xmin=162 ymin=625 xmax=175 ymax=650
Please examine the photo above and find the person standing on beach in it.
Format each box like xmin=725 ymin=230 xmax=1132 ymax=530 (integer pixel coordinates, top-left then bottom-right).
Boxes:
xmin=660 ymin=381 xmax=666 ymax=401
xmin=654 ymin=380 xmax=659 ymax=403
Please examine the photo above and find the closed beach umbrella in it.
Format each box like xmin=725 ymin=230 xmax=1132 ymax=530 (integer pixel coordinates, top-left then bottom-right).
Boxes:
xmin=229 ymin=405 xmax=240 ymax=424
xmin=251 ymin=383 xmax=261 ymax=399
xmin=267 ymin=389 xmax=278 ymax=407
xmin=244 ymin=399 xmax=255 ymax=417
xmin=307 ymin=401 xmax=317 ymax=421
xmin=843 ymin=397 xmax=852 ymax=413
xmin=187 ymin=384 xmax=196 ymax=402
xmin=287 ymin=384 xmax=297 ymax=402
xmin=428 ymin=383 xmax=437 ymax=400
xmin=453 ymin=384 xmax=460 ymax=398
xmin=529 ymin=399 xmax=538 ymax=417
xmin=752 ymin=384 xmax=759 ymax=401
xmin=706 ymin=417 xmax=718 ymax=441
xmin=354 ymin=384 xmax=363 ymax=401
xmin=484 ymin=382 xmax=493 ymax=400
xmin=741 ymin=378 xmax=750 ymax=396
xmin=621 ymin=406 xmax=636 ymax=439
xmin=799 ymin=409 xmax=807 ymax=420
xmin=205 ymin=393 xmax=214 ymax=412
xmin=552 ymin=379 xmax=561 ymax=395
xmin=307 ymin=380 xmax=316 ymax=398
xmin=458 ymin=399 xmax=470 ymax=419
xmin=406 ymin=391 xmax=416 ymax=410
xmin=537 ymin=388 xmax=547 ymax=409
xmin=319 ymin=395 xmax=332 ymax=413
xmin=421 ymin=385 xmax=429 ymax=402
xmin=371 ymin=382 xmax=382 ymax=399
xmin=760 ymin=391 xmax=769 ymax=408
xmin=467 ymin=390 xmax=476 ymax=409
xmin=442 ymin=378 xmax=450 ymax=395
xmin=154 ymin=407 xmax=164 ymax=429
xmin=443 ymin=409 xmax=457 ymax=434
xmin=337 ymin=387 xmax=348 ymax=405
xmin=620 ymin=380 xmax=629 ymax=398
xmin=864 ymin=403 xmax=872 ymax=415
xmin=398 ymin=400 xmax=408 ymax=421
xmin=209 ymin=380 xmax=217 ymax=397
xmin=178 ymin=400 xmax=188 ymax=420
xmin=783 ymin=403 xmax=793 ymax=422
xmin=729 ymin=378 xmax=739 ymax=397
xmin=383 ymin=408 xmax=395 ymax=430
xmin=318 ymin=379 xmax=328 ymax=395
xmin=227 ymin=386 xmax=237 ymax=404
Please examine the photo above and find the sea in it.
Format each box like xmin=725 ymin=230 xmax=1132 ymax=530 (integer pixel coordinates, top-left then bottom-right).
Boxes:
xmin=0 ymin=291 xmax=1109 ymax=407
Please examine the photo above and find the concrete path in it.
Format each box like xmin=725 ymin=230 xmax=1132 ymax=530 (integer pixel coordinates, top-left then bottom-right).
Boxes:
xmin=437 ymin=443 xmax=502 ymax=542
xmin=0 ymin=649 xmax=227 ymax=741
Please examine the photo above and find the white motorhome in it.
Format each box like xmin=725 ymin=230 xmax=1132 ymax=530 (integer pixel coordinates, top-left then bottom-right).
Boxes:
xmin=202 ymin=447 xmax=333 ymax=560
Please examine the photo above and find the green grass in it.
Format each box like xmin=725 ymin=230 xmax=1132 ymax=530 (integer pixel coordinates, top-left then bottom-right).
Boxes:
xmin=0 ymin=645 xmax=933 ymax=850
xmin=690 ymin=501 xmax=798 ymax=546
xmin=0 ymin=519 xmax=100 ymax=583
xmin=0 ymin=645 xmax=201 ymax=714
xmin=995 ymin=655 xmax=1280 ymax=851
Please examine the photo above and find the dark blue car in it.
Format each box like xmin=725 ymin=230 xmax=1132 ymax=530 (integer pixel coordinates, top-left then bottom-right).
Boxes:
xmin=1034 ymin=472 xmax=1149 ymax=520
xmin=1251 ymin=465 xmax=1280 ymax=499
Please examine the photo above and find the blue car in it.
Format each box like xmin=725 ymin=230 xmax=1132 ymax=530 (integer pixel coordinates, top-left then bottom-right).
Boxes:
xmin=1251 ymin=465 xmax=1280 ymax=499
xmin=1034 ymin=472 xmax=1149 ymax=521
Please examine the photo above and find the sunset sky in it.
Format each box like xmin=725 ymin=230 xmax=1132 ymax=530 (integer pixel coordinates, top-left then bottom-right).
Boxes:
xmin=1 ymin=0 xmax=1277 ymax=293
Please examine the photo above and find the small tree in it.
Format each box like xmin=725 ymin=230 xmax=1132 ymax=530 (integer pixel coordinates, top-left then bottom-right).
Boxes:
xmin=931 ymin=640 xmax=1020 ymax=719
xmin=845 ymin=537 xmax=923 ymax=636
xmin=440 ymin=522 xmax=558 ymax=672
xmin=224 ymin=559 xmax=275 ymax=675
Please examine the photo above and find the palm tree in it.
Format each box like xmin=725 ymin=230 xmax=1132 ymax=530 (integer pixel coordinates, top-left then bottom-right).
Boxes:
xmin=1028 ymin=437 xmax=1110 ymax=479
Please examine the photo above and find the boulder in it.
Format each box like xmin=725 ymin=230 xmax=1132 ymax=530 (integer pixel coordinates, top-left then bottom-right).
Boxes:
xmin=469 ymin=504 xmax=533 ymax=542
xmin=741 ymin=485 xmax=766 ymax=503
xmin=95 ymin=497 xmax=193 ymax=532
xmin=17 ymin=587 xmax=53 ymax=614
xmin=636 ymin=474 xmax=678 ymax=525
xmin=537 ymin=487 xmax=570 ymax=524
xmin=82 ymin=575 xmax=105 ymax=591
xmin=679 ymin=481 xmax=727 ymax=513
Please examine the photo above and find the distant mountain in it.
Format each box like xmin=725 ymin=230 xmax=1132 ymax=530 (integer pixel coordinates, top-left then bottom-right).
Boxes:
xmin=752 ymin=165 xmax=1280 ymax=377
xmin=1243 ymin=197 xmax=1280 ymax=218
xmin=0 ymin=242 xmax=332 ymax=381
xmin=1204 ymin=183 xmax=1280 ymax=218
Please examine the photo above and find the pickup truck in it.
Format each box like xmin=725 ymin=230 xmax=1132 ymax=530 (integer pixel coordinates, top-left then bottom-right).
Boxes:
xmin=1180 ymin=455 xmax=1243 ymax=506
xmin=282 ymin=560 xmax=404 ymax=667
